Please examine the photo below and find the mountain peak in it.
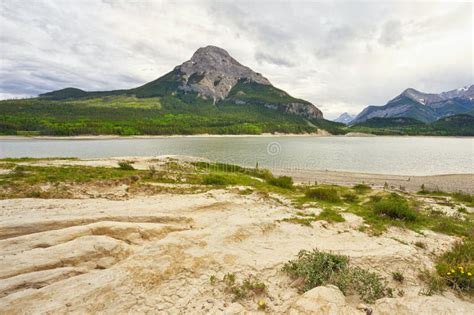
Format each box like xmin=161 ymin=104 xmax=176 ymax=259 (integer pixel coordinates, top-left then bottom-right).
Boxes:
xmin=191 ymin=45 xmax=233 ymax=60
xmin=175 ymin=46 xmax=271 ymax=102
xmin=333 ymin=112 xmax=354 ymax=124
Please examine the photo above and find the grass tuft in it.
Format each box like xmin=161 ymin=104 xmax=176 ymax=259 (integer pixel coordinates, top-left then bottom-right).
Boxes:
xmin=267 ymin=175 xmax=293 ymax=189
xmin=305 ymin=187 xmax=341 ymax=203
xmin=353 ymin=183 xmax=372 ymax=194
xmin=372 ymin=193 xmax=418 ymax=222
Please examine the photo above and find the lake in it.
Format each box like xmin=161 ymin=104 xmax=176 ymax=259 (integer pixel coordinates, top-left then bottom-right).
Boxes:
xmin=0 ymin=136 xmax=473 ymax=175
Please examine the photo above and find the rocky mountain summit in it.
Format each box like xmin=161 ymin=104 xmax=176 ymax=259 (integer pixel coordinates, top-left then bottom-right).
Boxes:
xmin=351 ymin=85 xmax=474 ymax=124
xmin=176 ymin=46 xmax=270 ymax=102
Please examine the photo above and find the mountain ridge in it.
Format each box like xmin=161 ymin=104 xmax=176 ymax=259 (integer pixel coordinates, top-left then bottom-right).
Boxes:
xmin=352 ymin=85 xmax=474 ymax=125
xmin=40 ymin=45 xmax=323 ymax=120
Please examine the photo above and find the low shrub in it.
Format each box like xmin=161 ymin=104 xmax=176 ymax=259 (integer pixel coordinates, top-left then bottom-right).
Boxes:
xmin=118 ymin=161 xmax=135 ymax=170
xmin=353 ymin=183 xmax=372 ymax=194
xmin=305 ymin=187 xmax=341 ymax=202
xmin=372 ymin=194 xmax=418 ymax=222
xmin=282 ymin=249 xmax=349 ymax=291
xmin=267 ymin=175 xmax=293 ymax=189
xmin=282 ymin=249 xmax=389 ymax=303
xmin=342 ymin=192 xmax=358 ymax=203
xmin=452 ymin=192 xmax=473 ymax=205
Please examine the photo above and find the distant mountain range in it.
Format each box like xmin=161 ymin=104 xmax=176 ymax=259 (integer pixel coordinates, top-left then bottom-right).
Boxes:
xmin=351 ymin=85 xmax=474 ymax=125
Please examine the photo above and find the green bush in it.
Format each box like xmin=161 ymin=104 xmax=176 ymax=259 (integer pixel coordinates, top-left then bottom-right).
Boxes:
xmin=342 ymin=192 xmax=358 ymax=203
xmin=267 ymin=175 xmax=293 ymax=189
xmin=373 ymin=194 xmax=418 ymax=222
xmin=282 ymin=249 xmax=389 ymax=303
xmin=282 ymin=249 xmax=349 ymax=291
xmin=452 ymin=192 xmax=473 ymax=205
xmin=118 ymin=161 xmax=135 ymax=170
xmin=305 ymin=187 xmax=341 ymax=202
xmin=353 ymin=183 xmax=372 ymax=194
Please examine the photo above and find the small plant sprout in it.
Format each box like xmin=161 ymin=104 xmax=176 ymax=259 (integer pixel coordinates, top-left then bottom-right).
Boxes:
xmin=257 ymin=300 xmax=266 ymax=310
xmin=223 ymin=272 xmax=236 ymax=285
xmin=392 ymin=271 xmax=404 ymax=283
xmin=210 ymin=275 xmax=217 ymax=285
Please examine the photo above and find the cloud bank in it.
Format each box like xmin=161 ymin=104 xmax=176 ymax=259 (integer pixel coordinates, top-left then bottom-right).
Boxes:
xmin=0 ymin=0 xmax=472 ymax=118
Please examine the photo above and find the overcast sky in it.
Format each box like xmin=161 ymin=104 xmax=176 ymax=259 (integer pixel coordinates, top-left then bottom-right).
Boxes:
xmin=0 ymin=0 xmax=472 ymax=118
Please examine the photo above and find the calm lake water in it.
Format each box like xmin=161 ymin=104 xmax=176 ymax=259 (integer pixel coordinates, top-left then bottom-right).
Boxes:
xmin=0 ymin=136 xmax=473 ymax=175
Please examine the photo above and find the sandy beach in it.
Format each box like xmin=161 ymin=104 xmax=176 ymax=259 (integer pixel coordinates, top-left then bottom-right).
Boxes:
xmin=0 ymin=156 xmax=473 ymax=314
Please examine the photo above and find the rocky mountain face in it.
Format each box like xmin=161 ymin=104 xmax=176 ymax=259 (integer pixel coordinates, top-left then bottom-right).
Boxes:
xmin=351 ymin=85 xmax=474 ymax=124
xmin=333 ymin=112 xmax=354 ymax=124
xmin=41 ymin=45 xmax=323 ymax=120
xmin=176 ymin=46 xmax=270 ymax=102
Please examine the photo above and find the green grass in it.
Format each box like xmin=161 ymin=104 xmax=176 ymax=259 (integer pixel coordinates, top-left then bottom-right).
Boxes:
xmin=267 ymin=175 xmax=293 ymax=189
xmin=283 ymin=208 xmax=345 ymax=226
xmin=0 ymin=157 xmax=79 ymax=162
xmin=282 ymin=249 xmax=390 ymax=303
xmin=305 ymin=187 xmax=341 ymax=203
xmin=421 ymin=237 xmax=474 ymax=295
xmin=372 ymin=193 xmax=418 ymax=222
xmin=211 ymin=272 xmax=267 ymax=302
xmin=202 ymin=174 xmax=236 ymax=186
xmin=353 ymin=183 xmax=372 ymax=194
xmin=347 ymin=192 xmax=473 ymax=237
xmin=317 ymin=208 xmax=345 ymax=223
xmin=1 ymin=164 xmax=142 ymax=185
xmin=452 ymin=192 xmax=474 ymax=206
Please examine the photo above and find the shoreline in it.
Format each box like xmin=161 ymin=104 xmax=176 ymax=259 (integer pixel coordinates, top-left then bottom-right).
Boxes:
xmin=1 ymin=133 xmax=473 ymax=140
xmin=4 ymin=156 xmax=472 ymax=193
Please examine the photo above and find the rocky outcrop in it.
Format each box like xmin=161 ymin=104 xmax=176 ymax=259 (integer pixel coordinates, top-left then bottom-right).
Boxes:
xmin=288 ymin=285 xmax=361 ymax=315
xmin=176 ymin=46 xmax=270 ymax=102
xmin=284 ymin=102 xmax=323 ymax=119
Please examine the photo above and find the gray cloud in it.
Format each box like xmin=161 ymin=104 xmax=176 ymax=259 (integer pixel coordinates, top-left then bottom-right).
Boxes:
xmin=379 ymin=20 xmax=403 ymax=47
xmin=0 ymin=0 xmax=471 ymax=119
xmin=255 ymin=52 xmax=295 ymax=67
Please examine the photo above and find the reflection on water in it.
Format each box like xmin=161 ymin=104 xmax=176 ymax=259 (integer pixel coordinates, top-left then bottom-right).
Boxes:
xmin=0 ymin=136 xmax=473 ymax=175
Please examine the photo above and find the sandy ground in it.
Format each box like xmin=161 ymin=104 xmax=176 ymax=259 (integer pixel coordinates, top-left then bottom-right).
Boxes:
xmin=275 ymin=169 xmax=474 ymax=194
xmin=1 ymin=190 xmax=472 ymax=314
xmin=0 ymin=157 xmax=473 ymax=314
